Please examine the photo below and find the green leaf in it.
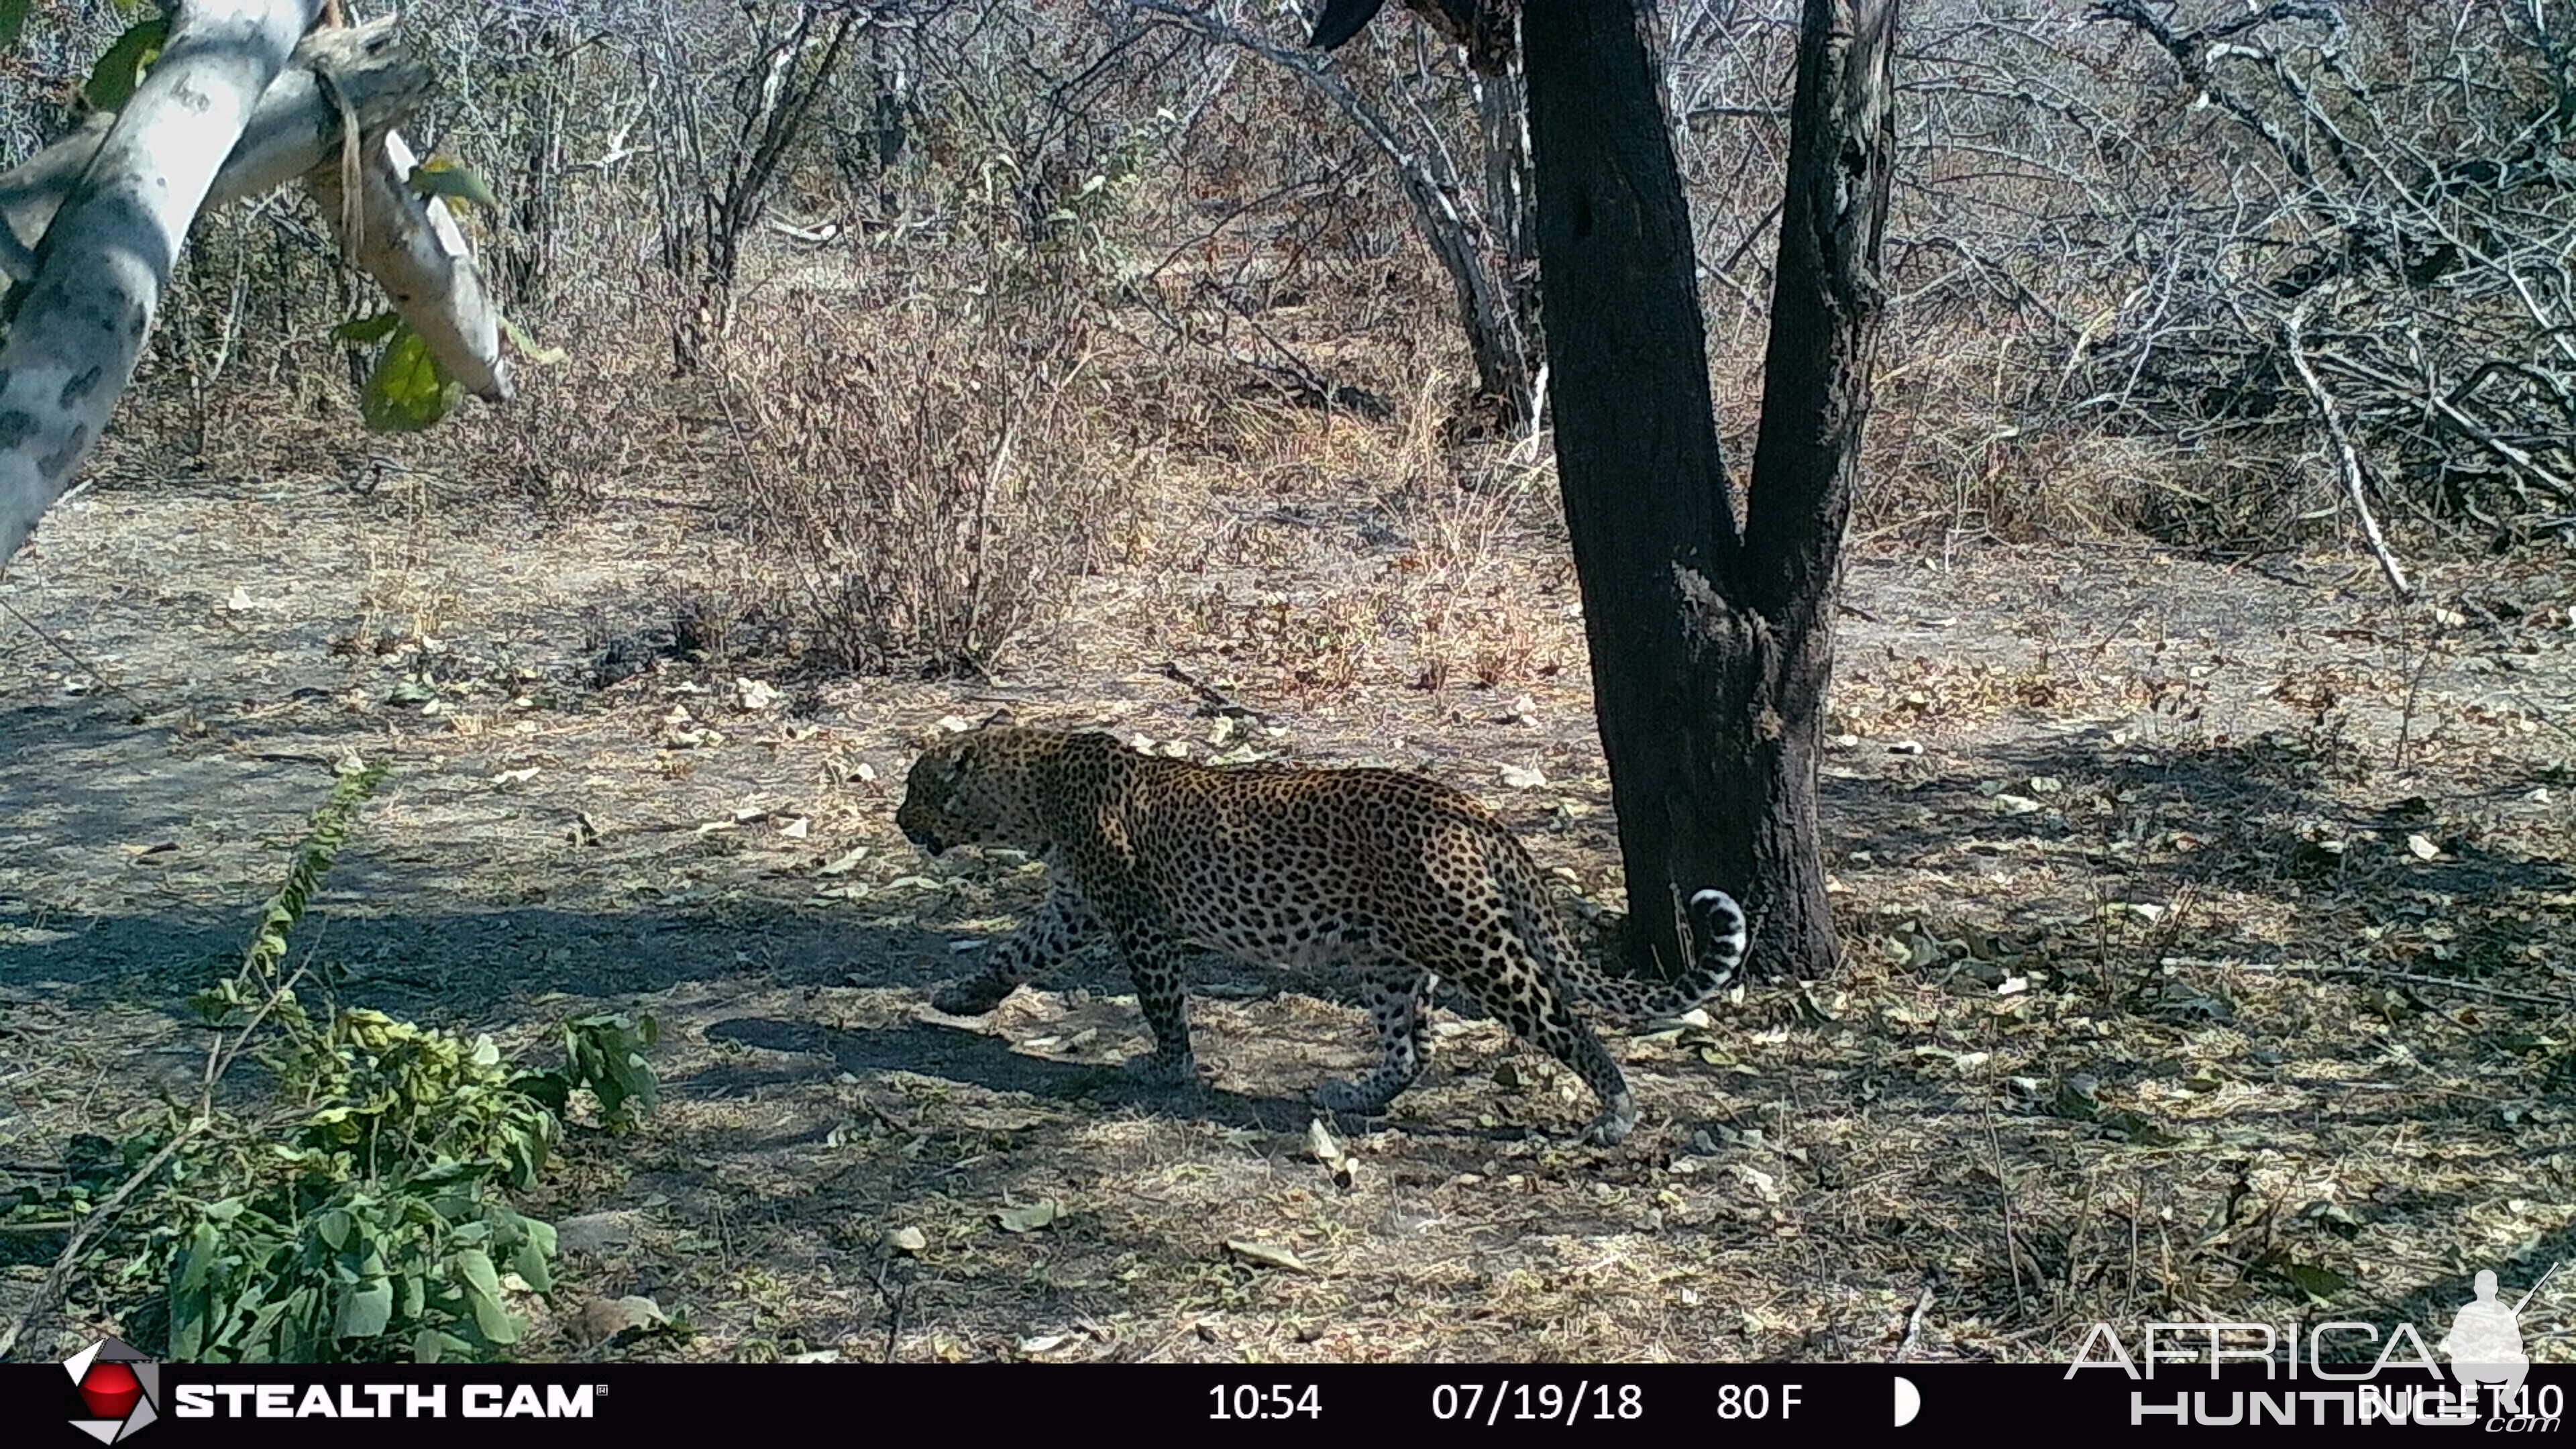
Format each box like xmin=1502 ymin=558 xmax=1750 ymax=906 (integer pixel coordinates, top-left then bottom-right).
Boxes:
xmin=0 ymin=0 xmax=30 ymax=54
xmin=515 ymin=1071 xmax=570 ymax=1114
xmin=468 ymin=1285 xmax=520 ymax=1344
xmin=360 ymin=324 xmax=463 ymax=433
xmin=2275 ymin=1259 xmax=2352 ymax=1303
xmin=335 ymin=1277 xmax=394 ymax=1339
xmin=333 ymin=311 xmax=401 ymax=345
xmin=497 ymin=312 xmax=566 ymax=366
xmin=169 ymin=1289 xmax=207 ymax=1360
xmin=413 ymin=1326 xmax=444 ymax=1363
xmin=83 ymin=15 xmax=168 ymax=112
xmin=455 ymin=1247 xmax=502 ymax=1299
xmin=405 ymin=155 xmax=498 ymax=208
xmin=512 ymin=1238 xmax=553 ymax=1295
xmin=175 ymin=1221 xmax=220 ymax=1293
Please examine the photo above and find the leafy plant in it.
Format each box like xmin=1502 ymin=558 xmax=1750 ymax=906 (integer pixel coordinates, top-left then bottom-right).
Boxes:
xmin=525 ymin=1014 xmax=661 ymax=1133
xmin=136 ymin=981 xmax=639 ymax=1362
xmin=405 ymin=155 xmax=500 ymax=209
xmin=337 ymin=309 xmax=561 ymax=433
xmin=5 ymin=763 xmax=657 ymax=1363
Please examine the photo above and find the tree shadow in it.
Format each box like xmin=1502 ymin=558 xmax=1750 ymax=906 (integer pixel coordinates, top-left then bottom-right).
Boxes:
xmin=1817 ymin=725 xmax=2571 ymax=978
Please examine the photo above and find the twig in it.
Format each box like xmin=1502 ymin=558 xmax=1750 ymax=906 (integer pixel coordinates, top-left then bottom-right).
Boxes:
xmin=1161 ymin=659 xmax=1276 ymax=724
xmin=1894 ymin=1279 xmax=1935 ymax=1361
xmin=2283 ymin=301 xmax=2410 ymax=599
xmin=0 ymin=1117 xmax=207 ymax=1360
xmin=870 ymin=1254 xmax=908 ymax=1364
xmin=0 ymin=597 xmax=160 ymax=722
xmin=2512 ymin=694 xmax=2576 ymax=748
xmin=1986 ymin=1114 xmax=2025 ymax=1311
xmin=2163 ymin=955 xmax=2575 ymax=1008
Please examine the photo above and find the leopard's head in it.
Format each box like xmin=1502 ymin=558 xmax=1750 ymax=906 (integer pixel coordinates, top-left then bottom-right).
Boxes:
xmin=896 ymin=722 xmax=1058 ymax=857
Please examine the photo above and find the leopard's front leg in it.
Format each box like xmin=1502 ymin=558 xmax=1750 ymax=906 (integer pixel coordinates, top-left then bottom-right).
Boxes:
xmin=1111 ymin=928 xmax=1207 ymax=1087
xmin=928 ymin=882 xmax=1097 ymax=1016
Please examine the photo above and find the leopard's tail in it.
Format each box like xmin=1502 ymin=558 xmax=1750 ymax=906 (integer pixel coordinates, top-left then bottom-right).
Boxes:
xmin=1519 ymin=871 xmax=1751 ymax=1023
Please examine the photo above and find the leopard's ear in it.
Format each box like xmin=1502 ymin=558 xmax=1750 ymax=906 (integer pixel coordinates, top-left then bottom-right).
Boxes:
xmin=979 ymin=706 xmax=1017 ymax=730
xmin=909 ymin=718 xmax=971 ymax=767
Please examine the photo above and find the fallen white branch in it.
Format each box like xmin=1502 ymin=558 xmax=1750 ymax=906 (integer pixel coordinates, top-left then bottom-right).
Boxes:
xmin=0 ymin=0 xmax=327 ymax=568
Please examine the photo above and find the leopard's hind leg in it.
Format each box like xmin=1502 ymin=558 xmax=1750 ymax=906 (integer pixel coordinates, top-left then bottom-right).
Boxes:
xmin=1313 ymin=967 xmax=1438 ymax=1116
xmin=1426 ymin=903 xmax=1636 ymax=1145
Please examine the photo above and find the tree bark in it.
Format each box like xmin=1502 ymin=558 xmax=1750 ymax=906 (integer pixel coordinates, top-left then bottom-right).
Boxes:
xmin=0 ymin=0 xmax=325 ymax=570
xmin=1522 ymin=0 xmax=1897 ymax=980
xmin=1474 ymin=54 xmax=1540 ymax=402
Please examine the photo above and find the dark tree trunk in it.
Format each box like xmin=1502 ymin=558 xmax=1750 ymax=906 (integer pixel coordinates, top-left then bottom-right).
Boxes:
xmin=869 ymin=29 xmax=910 ymax=216
xmin=1521 ymin=0 xmax=1897 ymax=980
xmin=1402 ymin=158 xmax=1540 ymax=425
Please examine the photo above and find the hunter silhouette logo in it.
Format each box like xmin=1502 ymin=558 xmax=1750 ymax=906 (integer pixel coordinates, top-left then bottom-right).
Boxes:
xmin=2443 ymin=1264 xmax=2555 ymax=1405
xmin=62 ymin=1337 xmax=160 ymax=1443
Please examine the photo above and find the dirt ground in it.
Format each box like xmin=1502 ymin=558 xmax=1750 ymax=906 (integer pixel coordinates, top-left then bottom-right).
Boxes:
xmin=3 ymin=455 xmax=2573 ymax=1364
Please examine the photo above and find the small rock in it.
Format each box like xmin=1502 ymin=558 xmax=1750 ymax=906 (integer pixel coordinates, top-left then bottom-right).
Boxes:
xmin=575 ymin=1295 xmax=668 ymax=1342
xmin=555 ymin=1210 xmax=645 ymax=1256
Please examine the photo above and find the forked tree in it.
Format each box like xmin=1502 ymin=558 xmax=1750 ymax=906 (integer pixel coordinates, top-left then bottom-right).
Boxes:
xmin=1316 ymin=0 xmax=1900 ymax=980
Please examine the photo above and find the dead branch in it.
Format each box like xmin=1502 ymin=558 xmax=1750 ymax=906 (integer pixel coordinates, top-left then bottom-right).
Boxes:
xmin=2282 ymin=300 xmax=2410 ymax=597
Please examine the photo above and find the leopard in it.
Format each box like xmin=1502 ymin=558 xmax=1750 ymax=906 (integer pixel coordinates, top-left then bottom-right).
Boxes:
xmin=894 ymin=721 xmax=1749 ymax=1145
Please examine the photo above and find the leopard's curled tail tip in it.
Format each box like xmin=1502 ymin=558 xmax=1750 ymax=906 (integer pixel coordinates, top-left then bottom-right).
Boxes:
xmin=1687 ymin=888 xmax=1749 ymax=973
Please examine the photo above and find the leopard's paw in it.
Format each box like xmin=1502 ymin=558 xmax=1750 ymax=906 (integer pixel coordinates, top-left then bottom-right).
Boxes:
xmin=1124 ymin=1051 xmax=1208 ymax=1089
xmin=930 ymin=977 xmax=1017 ymax=1016
xmin=1312 ymin=1078 xmax=1397 ymax=1114
xmin=1577 ymin=1093 xmax=1638 ymax=1147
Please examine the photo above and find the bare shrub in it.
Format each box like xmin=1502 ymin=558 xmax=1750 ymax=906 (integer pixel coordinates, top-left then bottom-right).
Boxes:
xmin=716 ymin=285 xmax=1127 ymax=676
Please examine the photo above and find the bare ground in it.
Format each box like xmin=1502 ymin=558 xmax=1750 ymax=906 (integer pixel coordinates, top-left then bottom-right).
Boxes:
xmin=4 ymin=459 xmax=2573 ymax=1364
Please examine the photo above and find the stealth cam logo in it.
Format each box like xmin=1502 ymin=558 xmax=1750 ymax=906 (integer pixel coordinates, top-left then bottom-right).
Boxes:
xmin=63 ymin=1337 xmax=161 ymax=1443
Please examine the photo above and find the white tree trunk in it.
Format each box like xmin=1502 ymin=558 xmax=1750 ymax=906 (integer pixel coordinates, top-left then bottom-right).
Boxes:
xmin=0 ymin=0 xmax=325 ymax=568
xmin=0 ymin=20 xmax=427 ymax=260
